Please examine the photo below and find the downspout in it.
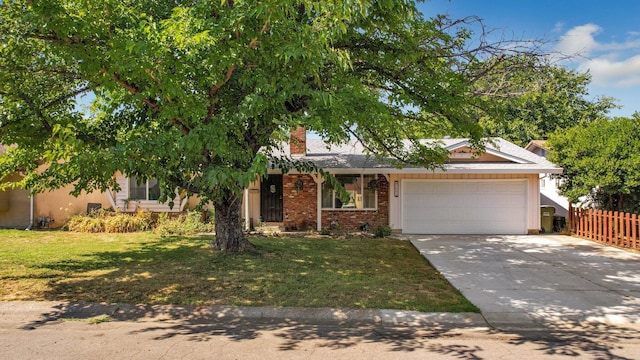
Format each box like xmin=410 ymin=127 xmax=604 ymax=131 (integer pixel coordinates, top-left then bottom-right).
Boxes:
xmin=25 ymin=190 xmax=34 ymax=230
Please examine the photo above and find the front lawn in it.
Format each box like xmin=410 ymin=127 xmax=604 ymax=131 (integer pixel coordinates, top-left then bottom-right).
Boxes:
xmin=0 ymin=230 xmax=477 ymax=312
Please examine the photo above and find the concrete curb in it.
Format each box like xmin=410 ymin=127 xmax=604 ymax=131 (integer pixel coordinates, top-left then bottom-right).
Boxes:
xmin=0 ymin=301 xmax=489 ymax=329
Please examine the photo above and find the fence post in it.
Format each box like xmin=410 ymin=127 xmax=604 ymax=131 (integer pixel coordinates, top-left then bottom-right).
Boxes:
xmin=625 ymin=212 xmax=631 ymax=247
xmin=597 ymin=209 xmax=603 ymax=241
xmin=632 ymin=213 xmax=638 ymax=249
xmin=606 ymin=210 xmax=612 ymax=245
xmin=615 ymin=211 xmax=621 ymax=246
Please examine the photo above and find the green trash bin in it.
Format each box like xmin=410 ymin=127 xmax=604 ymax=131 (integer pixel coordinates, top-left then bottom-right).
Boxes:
xmin=540 ymin=206 xmax=555 ymax=233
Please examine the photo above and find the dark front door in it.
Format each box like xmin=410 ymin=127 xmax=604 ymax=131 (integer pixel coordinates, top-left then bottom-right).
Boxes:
xmin=260 ymin=174 xmax=283 ymax=222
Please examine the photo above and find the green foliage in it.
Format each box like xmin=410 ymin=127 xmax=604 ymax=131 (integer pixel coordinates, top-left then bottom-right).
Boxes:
xmin=547 ymin=113 xmax=640 ymax=213
xmin=374 ymin=224 xmax=392 ymax=238
xmin=0 ymin=0 xmax=548 ymax=250
xmin=154 ymin=211 xmax=214 ymax=236
xmin=478 ymin=57 xmax=617 ymax=146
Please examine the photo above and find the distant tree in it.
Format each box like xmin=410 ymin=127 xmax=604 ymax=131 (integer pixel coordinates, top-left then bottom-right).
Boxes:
xmin=1 ymin=0 xmax=545 ymax=252
xmin=547 ymin=114 xmax=640 ymax=213
xmin=479 ymin=57 xmax=617 ymax=146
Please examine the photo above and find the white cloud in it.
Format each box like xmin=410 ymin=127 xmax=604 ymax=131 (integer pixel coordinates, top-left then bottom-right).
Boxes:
xmin=555 ymin=23 xmax=601 ymax=57
xmin=552 ymin=22 xmax=565 ymax=34
xmin=580 ymin=55 xmax=640 ymax=87
xmin=555 ymin=24 xmax=640 ymax=89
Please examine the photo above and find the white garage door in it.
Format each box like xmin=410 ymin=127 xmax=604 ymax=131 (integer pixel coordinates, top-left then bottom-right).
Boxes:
xmin=402 ymin=180 xmax=527 ymax=234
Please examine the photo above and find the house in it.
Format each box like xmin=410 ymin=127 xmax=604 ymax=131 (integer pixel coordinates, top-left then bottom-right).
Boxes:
xmin=3 ymin=132 xmax=563 ymax=235
xmin=525 ymin=140 xmax=569 ymax=218
xmin=238 ymin=130 xmax=563 ymax=234
xmin=0 ymin=145 xmax=112 ymax=229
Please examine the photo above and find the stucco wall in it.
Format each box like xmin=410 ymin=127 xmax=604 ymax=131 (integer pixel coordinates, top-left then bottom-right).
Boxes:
xmin=34 ymin=186 xmax=111 ymax=228
xmin=0 ymin=174 xmax=31 ymax=228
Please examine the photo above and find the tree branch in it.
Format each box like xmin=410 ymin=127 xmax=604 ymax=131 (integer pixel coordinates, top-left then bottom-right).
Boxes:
xmin=206 ymin=64 xmax=237 ymax=122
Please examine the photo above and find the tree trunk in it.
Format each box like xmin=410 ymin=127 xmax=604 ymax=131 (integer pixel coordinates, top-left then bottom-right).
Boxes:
xmin=212 ymin=189 xmax=255 ymax=253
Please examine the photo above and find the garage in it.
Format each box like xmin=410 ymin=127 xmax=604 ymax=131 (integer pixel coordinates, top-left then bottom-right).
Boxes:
xmin=402 ymin=180 xmax=527 ymax=234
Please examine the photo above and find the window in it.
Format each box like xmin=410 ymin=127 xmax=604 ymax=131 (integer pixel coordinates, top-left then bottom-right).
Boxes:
xmin=322 ymin=174 xmax=377 ymax=209
xmin=129 ymin=176 xmax=161 ymax=201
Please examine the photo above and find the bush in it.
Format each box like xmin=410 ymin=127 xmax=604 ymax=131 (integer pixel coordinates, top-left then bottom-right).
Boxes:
xmin=374 ymin=225 xmax=392 ymax=238
xmin=153 ymin=211 xmax=214 ymax=236
xmin=66 ymin=214 xmax=105 ymax=233
xmin=65 ymin=209 xmax=214 ymax=234
xmin=103 ymin=212 xmax=150 ymax=233
xmin=65 ymin=209 xmax=152 ymax=233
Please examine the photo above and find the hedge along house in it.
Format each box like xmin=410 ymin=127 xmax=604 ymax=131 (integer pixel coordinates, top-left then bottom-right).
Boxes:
xmin=241 ymin=129 xmax=563 ymax=234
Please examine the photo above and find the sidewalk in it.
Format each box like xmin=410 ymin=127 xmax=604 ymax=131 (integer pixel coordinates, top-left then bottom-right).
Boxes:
xmin=2 ymin=300 xmax=639 ymax=360
xmin=0 ymin=300 xmax=488 ymax=329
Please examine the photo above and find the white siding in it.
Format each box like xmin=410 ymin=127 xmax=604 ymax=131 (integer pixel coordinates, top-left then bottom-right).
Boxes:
xmin=113 ymin=173 xmax=184 ymax=212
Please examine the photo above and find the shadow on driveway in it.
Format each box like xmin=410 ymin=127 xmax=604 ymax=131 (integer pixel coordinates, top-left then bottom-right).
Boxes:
xmin=409 ymin=234 xmax=640 ymax=331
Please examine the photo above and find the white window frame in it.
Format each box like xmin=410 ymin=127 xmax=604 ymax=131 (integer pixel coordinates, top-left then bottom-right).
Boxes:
xmin=128 ymin=176 xmax=161 ymax=201
xmin=322 ymin=174 xmax=378 ymax=210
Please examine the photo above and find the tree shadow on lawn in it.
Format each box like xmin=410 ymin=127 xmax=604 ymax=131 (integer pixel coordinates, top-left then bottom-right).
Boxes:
xmin=33 ymin=236 xmax=224 ymax=305
xmin=18 ymin=301 xmax=640 ymax=358
xmin=19 ymin=235 xmax=640 ymax=358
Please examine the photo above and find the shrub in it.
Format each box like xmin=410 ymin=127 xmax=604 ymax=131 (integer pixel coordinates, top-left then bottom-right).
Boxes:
xmin=103 ymin=212 xmax=149 ymax=233
xmin=65 ymin=209 xmax=213 ymax=234
xmin=66 ymin=214 xmax=105 ymax=233
xmin=374 ymin=225 xmax=392 ymax=238
xmin=153 ymin=211 xmax=214 ymax=236
xmin=65 ymin=209 xmax=150 ymax=233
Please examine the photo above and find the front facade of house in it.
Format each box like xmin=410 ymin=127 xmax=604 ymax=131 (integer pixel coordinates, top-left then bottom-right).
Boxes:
xmin=4 ymin=132 xmax=561 ymax=234
xmin=239 ymin=131 xmax=562 ymax=235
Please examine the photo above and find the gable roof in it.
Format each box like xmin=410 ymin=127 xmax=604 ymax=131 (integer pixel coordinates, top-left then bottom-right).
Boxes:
xmin=525 ymin=140 xmax=548 ymax=151
xmin=272 ymin=137 xmax=562 ymax=174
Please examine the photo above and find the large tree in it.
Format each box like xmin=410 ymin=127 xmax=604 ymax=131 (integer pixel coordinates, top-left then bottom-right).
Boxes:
xmin=1 ymin=0 xmax=541 ymax=252
xmin=547 ymin=114 xmax=640 ymax=213
xmin=478 ymin=57 xmax=616 ymax=146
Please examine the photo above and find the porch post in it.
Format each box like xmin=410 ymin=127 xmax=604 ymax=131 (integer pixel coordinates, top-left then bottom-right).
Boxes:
xmin=243 ymin=188 xmax=250 ymax=230
xmin=311 ymin=174 xmax=322 ymax=231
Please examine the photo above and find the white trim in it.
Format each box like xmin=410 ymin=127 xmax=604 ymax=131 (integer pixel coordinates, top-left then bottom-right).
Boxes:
xmin=180 ymin=196 xmax=189 ymax=212
xmin=279 ymin=166 xmax=562 ymax=175
xmin=107 ymin=189 xmax=117 ymax=210
xmin=446 ymin=140 xmax=531 ymax=164
xmin=321 ymin=174 xmax=377 ymax=210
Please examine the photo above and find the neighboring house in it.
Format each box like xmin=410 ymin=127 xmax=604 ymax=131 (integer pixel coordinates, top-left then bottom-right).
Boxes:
xmin=239 ymin=130 xmax=562 ymax=235
xmin=0 ymin=145 xmax=111 ymax=229
xmin=111 ymin=172 xmax=189 ymax=213
xmin=525 ymin=140 xmax=569 ymax=218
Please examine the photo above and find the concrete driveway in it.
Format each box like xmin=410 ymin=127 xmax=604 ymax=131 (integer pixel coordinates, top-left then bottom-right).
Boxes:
xmin=408 ymin=234 xmax=640 ymax=330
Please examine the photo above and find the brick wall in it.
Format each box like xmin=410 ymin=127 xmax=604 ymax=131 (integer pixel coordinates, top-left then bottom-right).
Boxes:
xmin=283 ymin=174 xmax=389 ymax=231
xmin=289 ymin=126 xmax=306 ymax=156
xmin=321 ymin=175 xmax=389 ymax=231
xmin=283 ymin=174 xmax=317 ymax=230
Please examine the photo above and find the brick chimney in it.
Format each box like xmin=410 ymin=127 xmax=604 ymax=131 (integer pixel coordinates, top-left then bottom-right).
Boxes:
xmin=290 ymin=126 xmax=306 ymax=156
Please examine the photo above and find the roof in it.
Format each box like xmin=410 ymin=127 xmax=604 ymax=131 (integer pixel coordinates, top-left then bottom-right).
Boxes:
xmin=525 ymin=140 xmax=549 ymax=151
xmin=272 ymin=137 xmax=563 ymax=175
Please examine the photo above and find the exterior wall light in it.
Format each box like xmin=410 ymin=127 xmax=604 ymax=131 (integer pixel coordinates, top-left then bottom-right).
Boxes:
xmin=394 ymin=180 xmax=399 ymax=197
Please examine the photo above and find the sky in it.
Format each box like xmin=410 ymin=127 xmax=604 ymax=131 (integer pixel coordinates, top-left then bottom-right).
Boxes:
xmin=418 ymin=0 xmax=640 ymax=118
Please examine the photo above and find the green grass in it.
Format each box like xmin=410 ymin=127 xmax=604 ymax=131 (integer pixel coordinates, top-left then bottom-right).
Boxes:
xmin=0 ymin=230 xmax=478 ymax=312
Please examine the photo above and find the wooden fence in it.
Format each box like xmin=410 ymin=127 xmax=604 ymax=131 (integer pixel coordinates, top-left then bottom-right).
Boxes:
xmin=569 ymin=205 xmax=639 ymax=250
